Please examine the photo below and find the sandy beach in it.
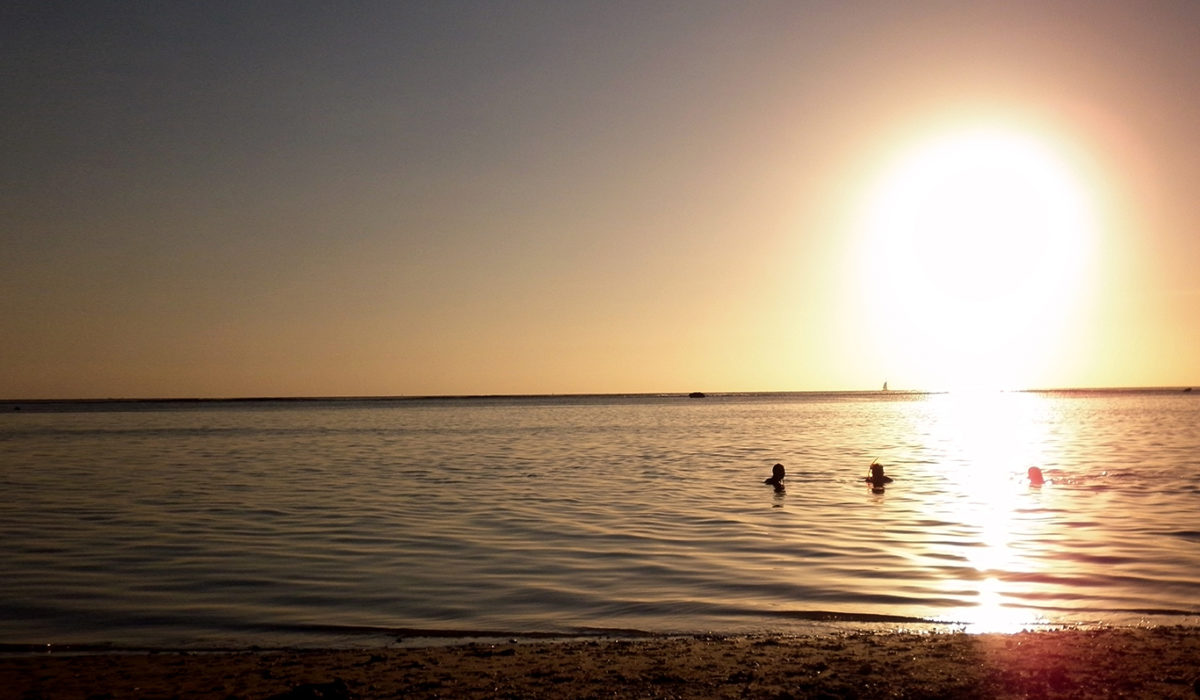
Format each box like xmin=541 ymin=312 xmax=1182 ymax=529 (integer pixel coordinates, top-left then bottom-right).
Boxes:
xmin=3 ymin=627 xmax=1198 ymax=699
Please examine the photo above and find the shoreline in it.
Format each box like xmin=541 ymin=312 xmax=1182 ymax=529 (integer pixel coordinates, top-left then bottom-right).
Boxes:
xmin=3 ymin=627 xmax=1199 ymax=699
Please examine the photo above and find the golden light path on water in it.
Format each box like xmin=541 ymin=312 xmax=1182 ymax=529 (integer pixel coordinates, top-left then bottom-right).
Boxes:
xmin=917 ymin=392 xmax=1061 ymax=633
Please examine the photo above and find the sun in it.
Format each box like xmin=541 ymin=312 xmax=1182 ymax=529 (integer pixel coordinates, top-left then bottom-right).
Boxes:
xmin=855 ymin=125 xmax=1097 ymax=392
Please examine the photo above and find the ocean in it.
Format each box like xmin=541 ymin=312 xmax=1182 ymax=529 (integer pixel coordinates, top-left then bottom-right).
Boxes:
xmin=1 ymin=390 xmax=1198 ymax=649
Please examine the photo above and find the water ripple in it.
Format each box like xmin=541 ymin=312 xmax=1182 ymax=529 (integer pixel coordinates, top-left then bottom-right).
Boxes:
xmin=1 ymin=391 xmax=1199 ymax=646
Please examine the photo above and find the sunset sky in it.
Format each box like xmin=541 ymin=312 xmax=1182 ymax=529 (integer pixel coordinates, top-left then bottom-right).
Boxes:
xmin=3 ymin=2 xmax=1197 ymax=398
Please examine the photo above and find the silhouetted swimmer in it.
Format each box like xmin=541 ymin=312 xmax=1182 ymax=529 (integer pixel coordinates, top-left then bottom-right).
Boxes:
xmin=865 ymin=460 xmax=893 ymax=491
xmin=1028 ymin=466 xmax=1045 ymax=485
xmin=764 ymin=463 xmax=785 ymax=491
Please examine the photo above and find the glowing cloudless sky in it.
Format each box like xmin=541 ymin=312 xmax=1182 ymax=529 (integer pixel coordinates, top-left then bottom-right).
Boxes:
xmin=2 ymin=1 xmax=1197 ymax=398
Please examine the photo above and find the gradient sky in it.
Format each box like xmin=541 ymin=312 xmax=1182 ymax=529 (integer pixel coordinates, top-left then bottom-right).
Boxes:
xmin=3 ymin=2 xmax=1197 ymax=398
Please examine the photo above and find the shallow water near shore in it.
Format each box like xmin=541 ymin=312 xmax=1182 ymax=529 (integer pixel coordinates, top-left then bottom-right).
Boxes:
xmin=1 ymin=390 xmax=1198 ymax=648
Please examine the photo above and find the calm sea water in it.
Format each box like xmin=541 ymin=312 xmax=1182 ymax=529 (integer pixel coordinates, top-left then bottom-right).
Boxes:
xmin=1 ymin=390 xmax=1198 ymax=649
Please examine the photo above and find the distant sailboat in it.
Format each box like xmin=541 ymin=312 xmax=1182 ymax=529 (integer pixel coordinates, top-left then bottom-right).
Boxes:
xmin=882 ymin=381 xmax=888 ymax=392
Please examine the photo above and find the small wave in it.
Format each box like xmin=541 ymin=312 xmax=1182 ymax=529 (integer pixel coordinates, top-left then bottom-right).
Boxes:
xmin=247 ymin=621 xmax=659 ymax=642
xmin=1112 ymin=607 xmax=1200 ymax=617
xmin=1163 ymin=530 xmax=1200 ymax=542
xmin=769 ymin=610 xmax=933 ymax=624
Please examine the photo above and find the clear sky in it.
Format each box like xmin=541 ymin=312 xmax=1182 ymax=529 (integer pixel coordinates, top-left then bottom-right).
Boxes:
xmin=3 ymin=2 xmax=1197 ymax=398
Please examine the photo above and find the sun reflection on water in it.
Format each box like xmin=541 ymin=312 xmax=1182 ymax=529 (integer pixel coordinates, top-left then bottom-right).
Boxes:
xmin=920 ymin=391 xmax=1058 ymax=632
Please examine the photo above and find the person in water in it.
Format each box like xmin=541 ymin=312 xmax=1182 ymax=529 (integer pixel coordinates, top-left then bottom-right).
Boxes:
xmin=865 ymin=460 xmax=893 ymax=489
xmin=764 ymin=463 xmax=785 ymax=490
xmin=1028 ymin=466 xmax=1046 ymax=485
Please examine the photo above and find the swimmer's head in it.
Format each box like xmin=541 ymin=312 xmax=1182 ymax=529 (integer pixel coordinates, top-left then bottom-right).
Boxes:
xmin=1028 ymin=466 xmax=1045 ymax=484
xmin=870 ymin=461 xmax=885 ymax=478
xmin=771 ymin=463 xmax=785 ymax=480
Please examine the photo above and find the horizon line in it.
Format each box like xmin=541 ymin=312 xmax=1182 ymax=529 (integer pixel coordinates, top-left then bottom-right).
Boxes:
xmin=3 ymin=385 xmax=1195 ymax=404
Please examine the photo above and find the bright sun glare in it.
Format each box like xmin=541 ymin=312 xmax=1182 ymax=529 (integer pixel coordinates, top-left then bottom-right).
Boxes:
xmin=858 ymin=125 xmax=1097 ymax=392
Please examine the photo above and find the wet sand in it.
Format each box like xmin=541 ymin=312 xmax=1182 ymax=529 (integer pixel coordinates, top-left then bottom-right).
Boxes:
xmin=2 ymin=627 xmax=1198 ymax=699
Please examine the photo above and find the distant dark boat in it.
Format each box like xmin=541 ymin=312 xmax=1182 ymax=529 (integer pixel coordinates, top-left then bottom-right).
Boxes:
xmin=688 ymin=392 xmax=706 ymax=398
xmin=1185 ymin=387 xmax=1193 ymax=393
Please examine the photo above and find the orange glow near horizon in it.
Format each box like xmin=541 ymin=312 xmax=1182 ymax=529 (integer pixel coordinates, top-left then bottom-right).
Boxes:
xmin=855 ymin=124 xmax=1100 ymax=393
xmin=3 ymin=5 xmax=1197 ymax=399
